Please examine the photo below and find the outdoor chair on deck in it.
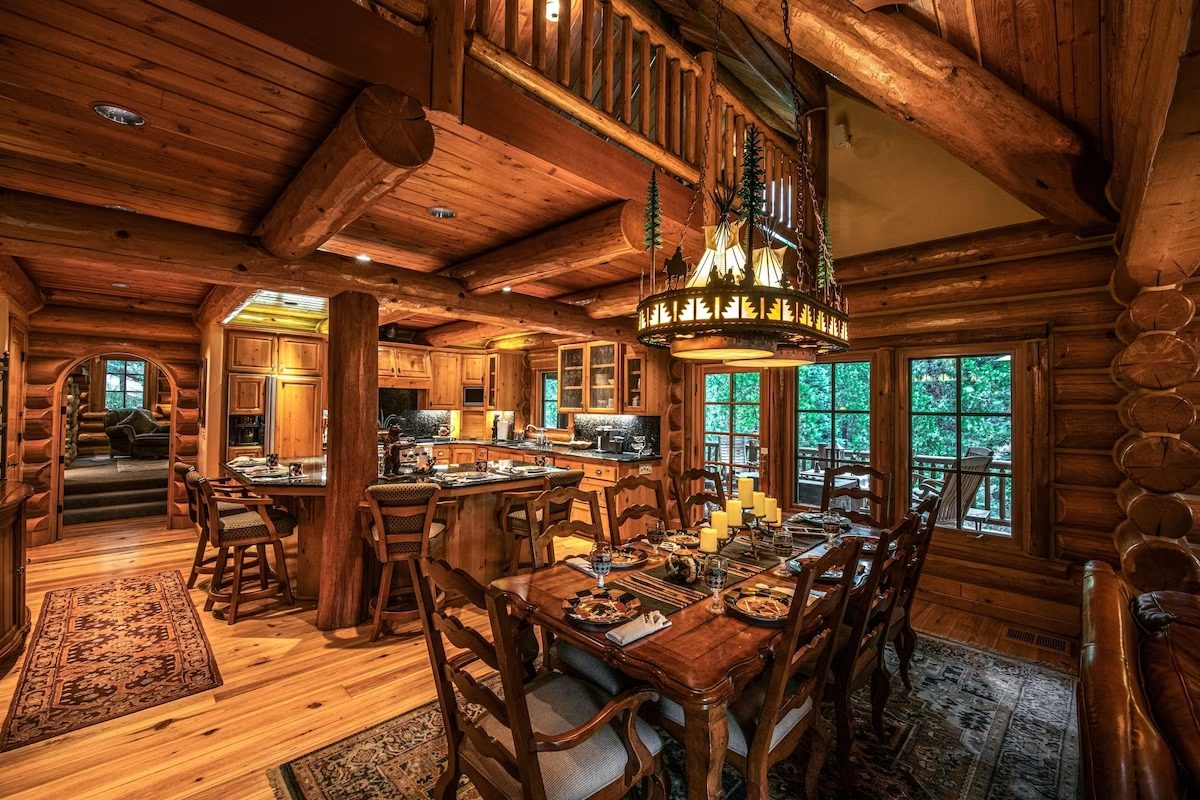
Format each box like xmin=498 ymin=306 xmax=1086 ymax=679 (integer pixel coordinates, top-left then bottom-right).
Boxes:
xmin=414 ymin=556 xmax=667 ymax=800
xmin=913 ymin=448 xmax=993 ymax=530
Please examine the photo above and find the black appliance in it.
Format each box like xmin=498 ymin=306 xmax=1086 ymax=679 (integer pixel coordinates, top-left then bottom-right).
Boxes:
xmin=462 ymin=386 xmax=485 ymax=408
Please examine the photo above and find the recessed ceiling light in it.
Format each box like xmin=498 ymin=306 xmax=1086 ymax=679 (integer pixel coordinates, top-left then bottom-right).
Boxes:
xmin=104 ymin=204 xmax=136 ymax=213
xmin=92 ymin=102 xmax=146 ymax=127
xmin=501 ymin=286 xmax=513 ymax=293
xmin=111 ymin=282 xmax=129 ymax=289
xmin=427 ymin=206 xmax=457 ymax=219
xmin=355 ymin=253 xmax=372 ymax=263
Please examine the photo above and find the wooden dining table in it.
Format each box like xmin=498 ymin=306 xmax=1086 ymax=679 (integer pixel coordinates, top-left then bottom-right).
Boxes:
xmin=490 ymin=520 xmax=883 ymax=800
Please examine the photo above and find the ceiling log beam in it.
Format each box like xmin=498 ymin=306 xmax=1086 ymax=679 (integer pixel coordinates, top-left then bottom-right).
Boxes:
xmin=0 ymin=190 xmax=638 ymax=343
xmin=439 ymin=201 xmax=643 ymax=294
xmin=256 ymin=85 xmax=435 ymax=259
xmin=196 ymin=285 xmax=254 ymax=325
xmin=725 ymin=0 xmax=1114 ymax=233
xmin=420 ymin=321 xmax=515 ymax=348
xmin=41 ymin=289 xmax=196 ymax=317
xmin=0 ymin=255 xmax=44 ymax=314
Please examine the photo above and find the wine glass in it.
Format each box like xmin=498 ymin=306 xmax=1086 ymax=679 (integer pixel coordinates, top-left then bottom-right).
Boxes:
xmin=632 ymin=434 xmax=647 ymax=457
xmin=647 ymin=520 xmax=667 ymax=561
xmin=704 ymin=555 xmax=729 ymax=615
xmin=821 ymin=509 xmax=843 ymax=543
xmin=589 ymin=541 xmax=613 ymax=589
xmin=772 ymin=528 xmax=794 ymax=577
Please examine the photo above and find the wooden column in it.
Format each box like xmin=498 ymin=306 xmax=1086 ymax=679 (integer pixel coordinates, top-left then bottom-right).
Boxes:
xmin=318 ymin=291 xmax=379 ymax=630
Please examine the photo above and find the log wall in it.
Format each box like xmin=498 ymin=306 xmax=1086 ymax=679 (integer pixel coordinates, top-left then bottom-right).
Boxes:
xmin=22 ymin=305 xmax=201 ymax=546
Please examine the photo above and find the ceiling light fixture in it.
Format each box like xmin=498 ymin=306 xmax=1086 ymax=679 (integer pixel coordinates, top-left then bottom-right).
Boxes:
xmin=91 ymin=102 xmax=146 ymax=127
xmin=111 ymin=282 xmax=130 ymax=289
xmin=104 ymin=204 xmax=136 ymax=213
xmin=501 ymin=286 xmax=513 ymax=293
xmin=427 ymin=206 xmax=457 ymax=219
xmin=355 ymin=253 xmax=372 ymax=263
xmin=546 ymin=0 xmax=561 ymax=21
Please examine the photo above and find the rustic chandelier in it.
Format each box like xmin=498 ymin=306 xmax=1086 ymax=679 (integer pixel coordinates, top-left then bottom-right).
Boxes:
xmin=635 ymin=0 xmax=849 ymax=363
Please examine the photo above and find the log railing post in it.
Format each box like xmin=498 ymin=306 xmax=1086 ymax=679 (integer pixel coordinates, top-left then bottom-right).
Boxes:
xmin=620 ymin=15 xmax=634 ymax=124
xmin=557 ymin=0 xmax=572 ymax=86
xmin=430 ymin=0 xmax=466 ymax=118
xmin=582 ymin=0 xmax=596 ymax=102
xmin=600 ymin=0 xmax=615 ymax=114
xmin=533 ymin=0 xmax=547 ymax=72
xmin=318 ymin=290 xmax=380 ymax=631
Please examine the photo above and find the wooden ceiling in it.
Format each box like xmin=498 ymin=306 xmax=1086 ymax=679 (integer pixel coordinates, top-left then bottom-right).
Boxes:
xmin=19 ymin=256 xmax=212 ymax=306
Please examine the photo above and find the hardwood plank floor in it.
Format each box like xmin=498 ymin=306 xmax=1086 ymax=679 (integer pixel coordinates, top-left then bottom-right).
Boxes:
xmin=0 ymin=518 xmax=1076 ymax=799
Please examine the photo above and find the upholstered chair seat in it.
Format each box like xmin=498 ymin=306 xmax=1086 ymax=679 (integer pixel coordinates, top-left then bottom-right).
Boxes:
xmin=659 ymin=681 xmax=814 ymax=758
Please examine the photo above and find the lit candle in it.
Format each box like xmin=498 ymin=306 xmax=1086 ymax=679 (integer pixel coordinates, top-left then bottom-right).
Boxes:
xmin=753 ymin=491 xmax=767 ymax=517
xmin=771 ymin=507 xmax=782 ymax=525
xmin=699 ymin=526 xmax=719 ymax=553
xmin=738 ymin=477 xmax=755 ymax=505
xmin=725 ymin=499 xmax=742 ymax=528
xmin=711 ymin=510 xmax=728 ymax=536
xmin=765 ymin=497 xmax=778 ymax=522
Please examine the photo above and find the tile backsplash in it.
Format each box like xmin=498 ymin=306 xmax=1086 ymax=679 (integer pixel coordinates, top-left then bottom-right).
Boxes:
xmin=377 ymin=409 xmax=452 ymax=438
xmin=572 ymin=414 xmax=661 ymax=455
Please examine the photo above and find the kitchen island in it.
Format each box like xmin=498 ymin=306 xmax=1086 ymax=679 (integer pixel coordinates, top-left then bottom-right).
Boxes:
xmin=221 ymin=457 xmax=570 ymax=620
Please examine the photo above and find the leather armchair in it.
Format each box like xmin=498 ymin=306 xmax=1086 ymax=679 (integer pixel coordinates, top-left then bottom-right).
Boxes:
xmin=104 ymin=408 xmax=171 ymax=458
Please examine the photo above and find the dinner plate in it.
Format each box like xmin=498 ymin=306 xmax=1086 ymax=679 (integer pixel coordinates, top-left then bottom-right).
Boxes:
xmin=723 ymin=586 xmax=794 ymax=627
xmin=788 ymin=551 xmax=868 ymax=583
xmin=561 ymin=588 xmax=642 ymax=629
xmin=666 ymin=532 xmax=700 ymax=547
xmin=796 ymin=511 xmax=852 ymax=529
xmin=608 ymin=547 xmax=648 ymax=570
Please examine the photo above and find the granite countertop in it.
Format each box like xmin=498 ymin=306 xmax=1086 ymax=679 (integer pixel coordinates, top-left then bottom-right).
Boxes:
xmin=444 ymin=439 xmax=662 ymax=463
xmin=224 ymin=456 xmax=569 ymax=490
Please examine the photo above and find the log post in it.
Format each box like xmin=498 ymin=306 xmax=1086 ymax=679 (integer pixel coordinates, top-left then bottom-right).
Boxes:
xmin=0 ymin=255 xmax=44 ymax=314
xmin=318 ymin=291 xmax=379 ymax=630
xmin=430 ymin=0 xmax=466 ymax=117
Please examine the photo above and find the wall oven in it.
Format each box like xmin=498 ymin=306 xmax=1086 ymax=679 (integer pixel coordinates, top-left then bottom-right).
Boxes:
xmin=462 ymin=386 xmax=485 ymax=408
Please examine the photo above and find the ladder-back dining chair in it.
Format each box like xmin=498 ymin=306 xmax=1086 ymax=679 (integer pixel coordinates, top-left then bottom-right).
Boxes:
xmin=604 ymin=474 xmax=670 ymax=546
xmin=887 ymin=491 xmax=942 ymax=688
xmin=821 ymin=464 xmax=892 ymax=528
xmin=498 ymin=469 xmax=585 ymax=574
xmin=672 ymin=466 xmax=727 ymax=529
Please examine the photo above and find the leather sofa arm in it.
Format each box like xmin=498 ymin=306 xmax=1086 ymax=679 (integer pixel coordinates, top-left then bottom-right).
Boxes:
xmin=105 ymin=422 xmax=137 ymax=441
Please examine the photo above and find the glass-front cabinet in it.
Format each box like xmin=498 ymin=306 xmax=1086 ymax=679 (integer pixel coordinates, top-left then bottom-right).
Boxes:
xmin=623 ymin=346 xmax=646 ymax=413
xmin=558 ymin=344 xmax=585 ymax=413
xmin=585 ymin=342 xmax=618 ymax=413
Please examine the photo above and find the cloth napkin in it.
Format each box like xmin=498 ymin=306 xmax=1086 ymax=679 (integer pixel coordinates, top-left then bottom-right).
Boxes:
xmin=565 ymin=557 xmax=596 ymax=577
xmin=229 ymin=456 xmax=268 ymax=466
xmin=606 ymin=611 xmax=671 ymax=646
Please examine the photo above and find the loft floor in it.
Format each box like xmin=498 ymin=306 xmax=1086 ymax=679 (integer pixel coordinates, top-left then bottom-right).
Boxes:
xmin=0 ymin=518 xmax=1075 ymax=800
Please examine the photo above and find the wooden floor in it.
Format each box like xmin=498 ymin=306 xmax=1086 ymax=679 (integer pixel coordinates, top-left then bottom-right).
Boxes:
xmin=0 ymin=518 xmax=1076 ymax=800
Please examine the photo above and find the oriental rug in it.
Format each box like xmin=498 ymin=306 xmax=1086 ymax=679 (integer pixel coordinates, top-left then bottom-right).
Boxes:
xmin=268 ymin=635 xmax=1078 ymax=799
xmin=0 ymin=570 xmax=221 ymax=750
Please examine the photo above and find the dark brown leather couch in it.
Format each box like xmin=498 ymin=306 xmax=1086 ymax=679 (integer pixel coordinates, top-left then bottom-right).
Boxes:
xmin=1080 ymin=556 xmax=1200 ymax=799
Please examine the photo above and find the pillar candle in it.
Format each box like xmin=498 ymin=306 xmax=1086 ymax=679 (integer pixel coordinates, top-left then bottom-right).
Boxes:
xmin=699 ymin=526 xmax=719 ymax=553
xmin=771 ymin=507 xmax=782 ymax=525
xmin=753 ymin=491 xmax=767 ymax=517
xmin=725 ymin=499 xmax=742 ymax=527
xmin=738 ymin=476 xmax=755 ymax=505
xmin=765 ymin=497 xmax=778 ymax=522
xmin=711 ymin=510 xmax=728 ymax=536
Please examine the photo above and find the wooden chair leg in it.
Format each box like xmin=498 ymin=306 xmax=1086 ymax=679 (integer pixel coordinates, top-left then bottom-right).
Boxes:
xmin=256 ymin=543 xmax=270 ymax=589
xmin=187 ymin=529 xmax=207 ymax=589
xmin=433 ymin=764 xmax=460 ymax=800
xmin=371 ymin=561 xmax=395 ymax=642
xmin=227 ymin=547 xmax=245 ymax=625
xmin=646 ymin=768 xmax=667 ymax=800
xmin=272 ymin=539 xmax=295 ymax=606
xmin=205 ymin=547 xmax=229 ymax=612
xmin=896 ymin=620 xmax=918 ymax=690
xmin=834 ymin=685 xmax=855 ymax=792
xmin=803 ymin=717 xmax=833 ymax=800
xmin=870 ymin=661 xmax=892 ymax=740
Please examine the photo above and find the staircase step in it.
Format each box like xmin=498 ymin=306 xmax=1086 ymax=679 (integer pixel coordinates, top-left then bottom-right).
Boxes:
xmin=63 ymin=472 xmax=167 ymax=495
xmin=63 ymin=500 xmax=167 ymax=526
xmin=63 ymin=486 xmax=167 ymax=509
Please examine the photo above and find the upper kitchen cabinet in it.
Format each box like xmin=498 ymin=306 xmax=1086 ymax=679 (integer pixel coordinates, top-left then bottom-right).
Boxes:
xmin=621 ymin=345 xmax=667 ymax=415
xmin=428 ymin=351 xmax=460 ymax=410
xmin=461 ymin=353 xmax=486 ymax=386
xmin=278 ymin=336 xmax=324 ymax=376
xmin=585 ymin=342 xmax=618 ymax=413
xmin=378 ymin=344 xmax=432 ymax=388
xmin=227 ymin=331 xmax=277 ymax=374
xmin=558 ymin=344 xmax=586 ymax=413
xmin=486 ymin=352 xmax=523 ymax=411
xmin=228 ymin=331 xmax=324 ymax=377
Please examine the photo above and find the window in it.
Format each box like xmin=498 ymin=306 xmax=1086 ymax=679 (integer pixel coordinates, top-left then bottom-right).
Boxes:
xmin=796 ymin=360 xmax=871 ymax=503
xmin=703 ymin=370 xmax=761 ymax=493
xmin=105 ymin=359 xmax=146 ymax=410
xmin=539 ymin=371 xmax=565 ymax=429
xmin=909 ymin=354 xmax=1013 ymax=535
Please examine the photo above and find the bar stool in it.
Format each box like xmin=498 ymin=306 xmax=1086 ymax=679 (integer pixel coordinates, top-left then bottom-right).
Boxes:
xmin=179 ymin=463 xmax=259 ymax=589
xmin=197 ymin=476 xmax=297 ymax=624
xmin=497 ymin=469 xmax=584 ymax=574
xmin=361 ymin=482 xmax=456 ymax=642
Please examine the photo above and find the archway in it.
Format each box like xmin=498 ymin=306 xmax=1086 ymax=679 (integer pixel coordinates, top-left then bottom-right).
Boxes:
xmin=22 ymin=344 xmax=200 ymax=547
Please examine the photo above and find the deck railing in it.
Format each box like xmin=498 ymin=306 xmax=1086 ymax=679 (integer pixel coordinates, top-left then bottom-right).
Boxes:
xmin=468 ymin=0 xmax=802 ymax=239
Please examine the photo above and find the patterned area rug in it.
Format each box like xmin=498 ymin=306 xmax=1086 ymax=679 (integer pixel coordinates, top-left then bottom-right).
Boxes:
xmin=268 ymin=636 xmax=1078 ymax=799
xmin=0 ymin=570 xmax=222 ymax=750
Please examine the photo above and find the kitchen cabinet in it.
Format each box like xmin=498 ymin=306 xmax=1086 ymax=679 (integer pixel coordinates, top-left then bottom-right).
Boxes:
xmin=461 ymin=353 xmax=486 ymax=385
xmin=485 ymin=352 xmax=522 ymax=411
xmin=451 ymin=446 xmax=477 ymax=464
xmin=557 ymin=344 xmax=586 ymax=413
xmin=378 ymin=344 xmax=432 ymax=387
xmin=226 ymin=444 xmax=264 ymax=460
xmin=394 ymin=347 xmax=431 ymax=378
xmin=585 ymin=342 xmax=618 ymax=413
xmin=227 ymin=331 xmax=276 ymax=374
xmin=228 ymin=374 xmax=267 ymax=415
xmin=273 ymin=377 xmax=323 ymax=458
xmin=621 ymin=345 xmax=667 ymax=415
xmin=428 ymin=351 xmax=459 ymax=410
xmin=278 ymin=336 xmax=323 ymax=376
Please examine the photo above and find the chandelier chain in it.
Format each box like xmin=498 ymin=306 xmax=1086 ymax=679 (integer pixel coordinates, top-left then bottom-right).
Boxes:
xmin=677 ymin=0 xmax=726 ymax=251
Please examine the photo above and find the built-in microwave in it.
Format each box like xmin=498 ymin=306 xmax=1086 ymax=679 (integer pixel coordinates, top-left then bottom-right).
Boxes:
xmin=462 ymin=386 xmax=485 ymax=408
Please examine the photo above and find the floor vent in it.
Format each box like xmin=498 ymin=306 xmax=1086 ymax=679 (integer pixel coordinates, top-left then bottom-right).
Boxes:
xmin=1003 ymin=626 xmax=1069 ymax=654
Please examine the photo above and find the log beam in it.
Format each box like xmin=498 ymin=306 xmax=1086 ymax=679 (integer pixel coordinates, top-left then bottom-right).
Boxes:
xmin=439 ymin=201 xmax=644 ymax=294
xmin=0 ymin=255 xmax=44 ymax=314
xmin=42 ymin=289 xmax=196 ymax=317
xmin=256 ymin=86 xmax=435 ymax=259
xmin=420 ymin=321 xmax=514 ymax=348
xmin=196 ymin=285 xmax=254 ymax=325
xmin=725 ymin=0 xmax=1114 ymax=233
xmin=0 ymin=190 xmax=639 ymax=343
xmin=30 ymin=305 xmax=199 ymax=343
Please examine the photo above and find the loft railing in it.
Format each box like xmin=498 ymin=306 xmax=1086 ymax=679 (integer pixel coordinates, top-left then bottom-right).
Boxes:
xmin=467 ymin=0 xmax=801 ymax=238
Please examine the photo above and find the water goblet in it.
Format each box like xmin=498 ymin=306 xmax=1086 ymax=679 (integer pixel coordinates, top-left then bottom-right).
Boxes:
xmin=589 ymin=541 xmax=613 ymax=589
xmin=821 ymin=509 xmax=843 ymax=543
xmin=772 ymin=528 xmax=794 ymax=577
xmin=647 ymin=520 xmax=667 ymax=561
xmin=704 ymin=555 xmax=729 ymax=615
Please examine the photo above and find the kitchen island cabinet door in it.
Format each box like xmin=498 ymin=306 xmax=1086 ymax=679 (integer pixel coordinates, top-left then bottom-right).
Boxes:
xmin=274 ymin=377 xmax=323 ymax=458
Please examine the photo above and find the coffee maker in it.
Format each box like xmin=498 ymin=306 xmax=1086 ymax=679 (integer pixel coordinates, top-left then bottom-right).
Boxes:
xmin=595 ymin=426 xmax=625 ymax=453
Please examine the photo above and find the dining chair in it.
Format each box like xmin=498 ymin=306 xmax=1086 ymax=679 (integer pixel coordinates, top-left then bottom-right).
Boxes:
xmin=197 ymin=476 xmax=297 ymax=624
xmin=887 ymin=492 xmax=942 ymax=689
xmin=656 ymin=538 xmax=864 ymax=800
xmin=528 ymin=486 xmax=604 ymax=569
xmin=498 ymin=469 xmax=585 ymax=575
xmin=821 ymin=464 xmax=892 ymax=528
xmin=604 ymin=474 xmax=670 ymax=546
xmin=360 ymin=482 xmax=456 ymax=642
xmin=671 ymin=466 xmax=727 ymax=529
xmin=180 ymin=464 xmax=257 ymax=589
xmin=414 ymin=556 xmax=668 ymax=800
xmin=826 ymin=512 xmax=921 ymax=790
